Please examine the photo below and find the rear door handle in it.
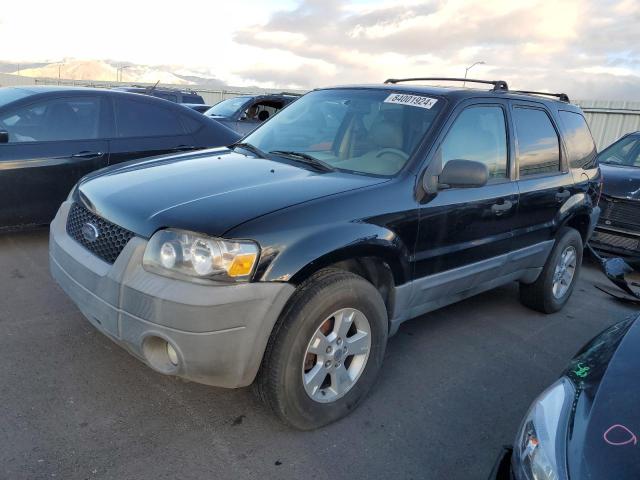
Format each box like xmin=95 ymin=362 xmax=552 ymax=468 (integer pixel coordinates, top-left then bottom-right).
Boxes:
xmin=491 ymin=199 xmax=513 ymax=216
xmin=556 ymin=190 xmax=571 ymax=202
xmin=71 ymin=151 xmax=104 ymax=159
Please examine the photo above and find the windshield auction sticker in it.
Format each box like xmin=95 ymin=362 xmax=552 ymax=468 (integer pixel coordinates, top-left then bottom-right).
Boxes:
xmin=384 ymin=93 xmax=438 ymax=109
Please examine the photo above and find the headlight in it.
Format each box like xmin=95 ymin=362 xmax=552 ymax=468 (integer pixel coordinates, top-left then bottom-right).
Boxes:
xmin=143 ymin=229 xmax=259 ymax=283
xmin=512 ymin=377 xmax=574 ymax=480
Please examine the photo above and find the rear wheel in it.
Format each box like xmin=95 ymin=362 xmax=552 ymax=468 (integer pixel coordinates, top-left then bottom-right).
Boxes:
xmin=256 ymin=269 xmax=388 ymax=430
xmin=520 ymin=227 xmax=583 ymax=313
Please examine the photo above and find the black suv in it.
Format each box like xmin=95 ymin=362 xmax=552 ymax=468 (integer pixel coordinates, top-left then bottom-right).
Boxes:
xmin=50 ymin=78 xmax=601 ymax=430
xmin=204 ymin=92 xmax=300 ymax=135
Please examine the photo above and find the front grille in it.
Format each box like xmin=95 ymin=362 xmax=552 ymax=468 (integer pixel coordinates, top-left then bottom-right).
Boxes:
xmin=599 ymin=197 xmax=640 ymax=228
xmin=66 ymin=203 xmax=135 ymax=264
xmin=592 ymin=230 xmax=640 ymax=252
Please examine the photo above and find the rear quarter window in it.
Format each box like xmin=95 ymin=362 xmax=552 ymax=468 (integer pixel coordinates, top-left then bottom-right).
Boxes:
xmin=559 ymin=110 xmax=597 ymax=169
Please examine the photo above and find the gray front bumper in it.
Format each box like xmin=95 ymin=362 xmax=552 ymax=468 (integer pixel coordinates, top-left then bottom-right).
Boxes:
xmin=49 ymin=202 xmax=295 ymax=388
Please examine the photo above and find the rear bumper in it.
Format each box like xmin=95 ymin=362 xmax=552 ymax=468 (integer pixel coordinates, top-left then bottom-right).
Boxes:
xmin=49 ymin=201 xmax=295 ymax=388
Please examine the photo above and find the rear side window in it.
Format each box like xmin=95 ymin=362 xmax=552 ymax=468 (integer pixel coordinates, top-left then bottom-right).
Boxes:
xmin=559 ymin=111 xmax=597 ymax=169
xmin=115 ymin=98 xmax=185 ymax=138
xmin=154 ymin=92 xmax=178 ymax=103
xmin=513 ymin=107 xmax=560 ymax=177
xmin=182 ymin=94 xmax=204 ymax=104
xmin=441 ymin=105 xmax=508 ymax=179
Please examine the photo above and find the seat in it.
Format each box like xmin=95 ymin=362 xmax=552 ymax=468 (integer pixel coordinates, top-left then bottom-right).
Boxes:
xmin=368 ymin=119 xmax=403 ymax=150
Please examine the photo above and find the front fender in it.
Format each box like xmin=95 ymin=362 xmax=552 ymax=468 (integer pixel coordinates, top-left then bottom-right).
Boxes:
xmin=256 ymin=222 xmax=411 ymax=285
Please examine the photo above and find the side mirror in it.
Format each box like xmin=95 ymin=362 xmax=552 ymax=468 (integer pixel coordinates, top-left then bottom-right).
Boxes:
xmin=438 ymin=159 xmax=488 ymax=189
xmin=0 ymin=130 xmax=8 ymax=143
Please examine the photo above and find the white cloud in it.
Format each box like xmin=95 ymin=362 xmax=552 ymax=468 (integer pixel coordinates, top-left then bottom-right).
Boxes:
xmin=1 ymin=0 xmax=639 ymax=99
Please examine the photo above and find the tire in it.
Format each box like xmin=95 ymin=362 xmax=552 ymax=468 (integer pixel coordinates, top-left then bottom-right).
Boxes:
xmin=519 ymin=227 xmax=583 ymax=314
xmin=256 ymin=268 xmax=388 ymax=430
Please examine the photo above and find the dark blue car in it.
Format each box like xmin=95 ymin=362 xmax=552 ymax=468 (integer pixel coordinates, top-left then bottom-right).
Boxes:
xmin=0 ymin=86 xmax=239 ymax=229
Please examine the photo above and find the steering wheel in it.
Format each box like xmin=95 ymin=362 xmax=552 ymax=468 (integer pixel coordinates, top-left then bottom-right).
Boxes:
xmin=375 ymin=148 xmax=409 ymax=161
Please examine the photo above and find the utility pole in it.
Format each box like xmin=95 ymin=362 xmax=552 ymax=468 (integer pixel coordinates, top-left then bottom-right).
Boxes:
xmin=463 ymin=61 xmax=486 ymax=87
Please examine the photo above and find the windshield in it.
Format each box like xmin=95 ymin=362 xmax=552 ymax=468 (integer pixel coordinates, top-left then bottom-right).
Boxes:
xmin=599 ymin=135 xmax=640 ymax=167
xmin=243 ymin=88 xmax=443 ymax=176
xmin=206 ymin=97 xmax=250 ymax=117
xmin=0 ymin=88 xmax=32 ymax=107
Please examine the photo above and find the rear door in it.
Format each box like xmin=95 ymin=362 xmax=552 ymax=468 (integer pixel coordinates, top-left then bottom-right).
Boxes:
xmin=412 ymin=99 xmax=519 ymax=310
xmin=509 ymin=101 xmax=574 ymax=250
xmin=108 ymin=96 xmax=196 ymax=165
xmin=0 ymin=95 xmax=108 ymax=227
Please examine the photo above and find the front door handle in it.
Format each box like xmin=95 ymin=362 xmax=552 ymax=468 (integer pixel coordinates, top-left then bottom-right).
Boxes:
xmin=491 ymin=199 xmax=513 ymax=216
xmin=71 ymin=151 xmax=104 ymax=159
xmin=556 ymin=190 xmax=571 ymax=202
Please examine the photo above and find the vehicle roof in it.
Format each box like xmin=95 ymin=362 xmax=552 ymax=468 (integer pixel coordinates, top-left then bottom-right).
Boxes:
xmin=319 ymin=83 xmax=582 ymax=111
xmin=3 ymin=85 xmax=195 ymax=99
xmin=114 ymin=86 xmax=202 ymax=94
xmin=0 ymin=86 xmax=210 ymax=113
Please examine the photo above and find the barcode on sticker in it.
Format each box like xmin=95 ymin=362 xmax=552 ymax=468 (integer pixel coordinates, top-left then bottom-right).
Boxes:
xmin=384 ymin=93 xmax=438 ymax=109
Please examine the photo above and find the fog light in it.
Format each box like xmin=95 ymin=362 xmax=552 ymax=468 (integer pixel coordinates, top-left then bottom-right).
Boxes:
xmin=166 ymin=343 xmax=179 ymax=366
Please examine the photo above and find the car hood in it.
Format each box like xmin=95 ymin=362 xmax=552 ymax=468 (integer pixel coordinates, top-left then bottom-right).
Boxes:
xmin=566 ymin=315 xmax=640 ymax=479
xmin=600 ymin=164 xmax=640 ymax=200
xmin=75 ymin=149 xmax=386 ymax=238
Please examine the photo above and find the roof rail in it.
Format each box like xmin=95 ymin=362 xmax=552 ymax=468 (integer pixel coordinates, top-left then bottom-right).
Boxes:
xmin=512 ymin=90 xmax=570 ymax=103
xmin=278 ymin=91 xmax=303 ymax=96
xmin=384 ymin=77 xmax=509 ymax=92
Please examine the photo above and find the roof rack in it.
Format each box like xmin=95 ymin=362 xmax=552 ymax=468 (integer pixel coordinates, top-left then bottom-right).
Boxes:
xmin=384 ymin=77 xmax=509 ymax=92
xmin=512 ymin=90 xmax=570 ymax=102
xmin=278 ymin=91 xmax=303 ymax=96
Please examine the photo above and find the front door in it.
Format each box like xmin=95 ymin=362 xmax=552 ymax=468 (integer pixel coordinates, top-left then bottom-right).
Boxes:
xmin=411 ymin=101 xmax=519 ymax=313
xmin=0 ymin=95 xmax=108 ymax=227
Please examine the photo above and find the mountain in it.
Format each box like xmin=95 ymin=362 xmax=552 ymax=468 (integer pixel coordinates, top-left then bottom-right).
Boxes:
xmin=7 ymin=59 xmax=224 ymax=86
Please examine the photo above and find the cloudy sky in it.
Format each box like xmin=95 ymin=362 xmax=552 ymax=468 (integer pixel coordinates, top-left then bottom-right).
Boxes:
xmin=1 ymin=0 xmax=640 ymax=99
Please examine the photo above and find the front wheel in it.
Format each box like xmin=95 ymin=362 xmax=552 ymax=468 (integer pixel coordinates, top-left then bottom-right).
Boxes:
xmin=520 ymin=227 xmax=583 ymax=313
xmin=256 ymin=269 xmax=388 ymax=430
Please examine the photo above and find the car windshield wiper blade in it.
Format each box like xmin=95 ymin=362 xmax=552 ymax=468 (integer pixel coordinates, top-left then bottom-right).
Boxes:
xmin=230 ymin=142 xmax=268 ymax=159
xmin=269 ymin=150 xmax=335 ymax=172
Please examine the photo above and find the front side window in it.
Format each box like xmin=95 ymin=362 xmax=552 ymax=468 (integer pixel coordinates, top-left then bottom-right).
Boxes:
xmin=440 ymin=105 xmax=508 ymax=180
xmin=244 ymin=89 xmax=443 ymax=176
xmin=513 ymin=107 xmax=560 ymax=177
xmin=559 ymin=111 xmax=597 ymax=169
xmin=115 ymin=98 xmax=185 ymax=138
xmin=0 ymin=96 xmax=101 ymax=143
xmin=598 ymin=135 xmax=640 ymax=167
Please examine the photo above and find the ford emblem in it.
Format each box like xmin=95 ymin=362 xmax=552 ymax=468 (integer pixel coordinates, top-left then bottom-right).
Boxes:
xmin=81 ymin=222 xmax=99 ymax=242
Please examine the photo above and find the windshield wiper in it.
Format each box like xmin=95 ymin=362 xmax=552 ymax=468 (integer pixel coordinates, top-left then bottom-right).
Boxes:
xmin=269 ymin=150 xmax=336 ymax=172
xmin=230 ymin=142 xmax=268 ymax=159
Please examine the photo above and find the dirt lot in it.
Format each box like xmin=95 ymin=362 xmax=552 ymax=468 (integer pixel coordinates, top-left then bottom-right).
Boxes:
xmin=1 ymin=229 xmax=636 ymax=480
